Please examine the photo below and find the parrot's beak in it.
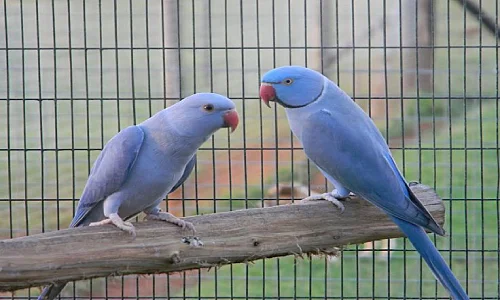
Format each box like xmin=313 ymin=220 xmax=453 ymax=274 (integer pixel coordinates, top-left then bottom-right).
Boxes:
xmin=260 ymin=83 xmax=276 ymax=108
xmin=222 ymin=109 xmax=239 ymax=133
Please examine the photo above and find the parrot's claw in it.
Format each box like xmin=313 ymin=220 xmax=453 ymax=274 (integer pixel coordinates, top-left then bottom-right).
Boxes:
xmin=89 ymin=213 xmax=136 ymax=238
xmin=145 ymin=212 xmax=196 ymax=235
xmin=322 ymin=193 xmax=346 ymax=213
xmin=300 ymin=192 xmax=346 ymax=213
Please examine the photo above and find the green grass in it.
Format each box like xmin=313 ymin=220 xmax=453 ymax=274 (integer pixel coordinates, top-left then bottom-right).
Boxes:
xmin=4 ymin=99 xmax=495 ymax=298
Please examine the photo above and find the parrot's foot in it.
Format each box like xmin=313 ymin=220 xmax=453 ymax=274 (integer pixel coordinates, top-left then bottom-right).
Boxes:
xmin=300 ymin=192 xmax=346 ymax=213
xmin=331 ymin=189 xmax=351 ymax=199
xmin=89 ymin=213 xmax=136 ymax=237
xmin=145 ymin=212 xmax=196 ymax=234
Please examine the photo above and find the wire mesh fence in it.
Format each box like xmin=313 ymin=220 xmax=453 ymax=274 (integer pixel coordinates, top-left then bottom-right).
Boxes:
xmin=0 ymin=0 xmax=499 ymax=299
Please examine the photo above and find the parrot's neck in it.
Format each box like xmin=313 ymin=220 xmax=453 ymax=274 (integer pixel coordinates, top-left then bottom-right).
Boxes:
xmin=140 ymin=111 xmax=208 ymax=156
xmin=285 ymin=77 xmax=356 ymax=141
xmin=284 ymin=77 xmax=330 ymax=140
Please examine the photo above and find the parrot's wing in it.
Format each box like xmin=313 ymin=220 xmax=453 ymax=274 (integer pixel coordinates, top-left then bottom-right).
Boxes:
xmin=69 ymin=125 xmax=145 ymax=228
xmin=168 ymin=154 xmax=196 ymax=194
xmin=301 ymin=109 xmax=444 ymax=235
xmin=382 ymin=150 xmax=445 ymax=235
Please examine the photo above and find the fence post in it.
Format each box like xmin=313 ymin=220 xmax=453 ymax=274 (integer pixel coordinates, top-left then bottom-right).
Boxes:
xmin=403 ymin=0 xmax=434 ymax=93
xmin=164 ymin=0 xmax=181 ymax=99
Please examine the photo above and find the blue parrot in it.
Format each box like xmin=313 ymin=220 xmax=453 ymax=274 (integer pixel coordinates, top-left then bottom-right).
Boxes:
xmin=38 ymin=93 xmax=239 ymax=300
xmin=260 ymin=66 xmax=468 ymax=300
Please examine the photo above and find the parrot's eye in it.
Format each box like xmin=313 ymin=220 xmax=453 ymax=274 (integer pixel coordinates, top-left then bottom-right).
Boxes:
xmin=203 ymin=104 xmax=214 ymax=111
xmin=283 ymin=78 xmax=294 ymax=85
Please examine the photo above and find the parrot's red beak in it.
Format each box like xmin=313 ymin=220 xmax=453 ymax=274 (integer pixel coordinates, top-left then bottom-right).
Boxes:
xmin=260 ymin=83 xmax=276 ymax=108
xmin=222 ymin=109 xmax=239 ymax=133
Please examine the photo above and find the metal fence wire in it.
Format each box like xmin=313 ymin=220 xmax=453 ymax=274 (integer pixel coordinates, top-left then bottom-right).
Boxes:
xmin=0 ymin=0 xmax=499 ymax=299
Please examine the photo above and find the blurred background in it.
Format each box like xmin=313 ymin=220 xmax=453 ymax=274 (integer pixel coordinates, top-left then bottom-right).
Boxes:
xmin=0 ymin=0 xmax=499 ymax=299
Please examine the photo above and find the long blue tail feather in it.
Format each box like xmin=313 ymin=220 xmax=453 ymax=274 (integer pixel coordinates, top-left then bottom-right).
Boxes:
xmin=391 ymin=216 xmax=469 ymax=300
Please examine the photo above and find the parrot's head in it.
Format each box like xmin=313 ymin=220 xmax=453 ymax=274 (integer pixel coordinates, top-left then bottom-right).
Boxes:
xmin=260 ymin=66 xmax=324 ymax=109
xmin=172 ymin=93 xmax=239 ymax=137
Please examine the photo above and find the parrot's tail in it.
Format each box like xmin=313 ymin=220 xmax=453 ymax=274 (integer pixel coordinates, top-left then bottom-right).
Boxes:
xmin=391 ymin=216 xmax=469 ymax=300
xmin=37 ymin=283 xmax=67 ymax=300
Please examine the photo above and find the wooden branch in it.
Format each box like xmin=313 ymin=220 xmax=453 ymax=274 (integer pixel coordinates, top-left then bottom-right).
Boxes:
xmin=322 ymin=18 xmax=387 ymax=68
xmin=0 ymin=183 xmax=444 ymax=292
xmin=454 ymin=0 xmax=500 ymax=40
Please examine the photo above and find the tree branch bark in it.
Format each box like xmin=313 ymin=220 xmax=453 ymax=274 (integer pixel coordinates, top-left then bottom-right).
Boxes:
xmin=0 ymin=183 xmax=444 ymax=292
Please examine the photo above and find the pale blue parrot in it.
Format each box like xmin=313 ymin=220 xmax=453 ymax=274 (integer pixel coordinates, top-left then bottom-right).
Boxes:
xmin=38 ymin=93 xmax=239 ymax=300
xmin=260 ymin=66 xmax=468 ymax=300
